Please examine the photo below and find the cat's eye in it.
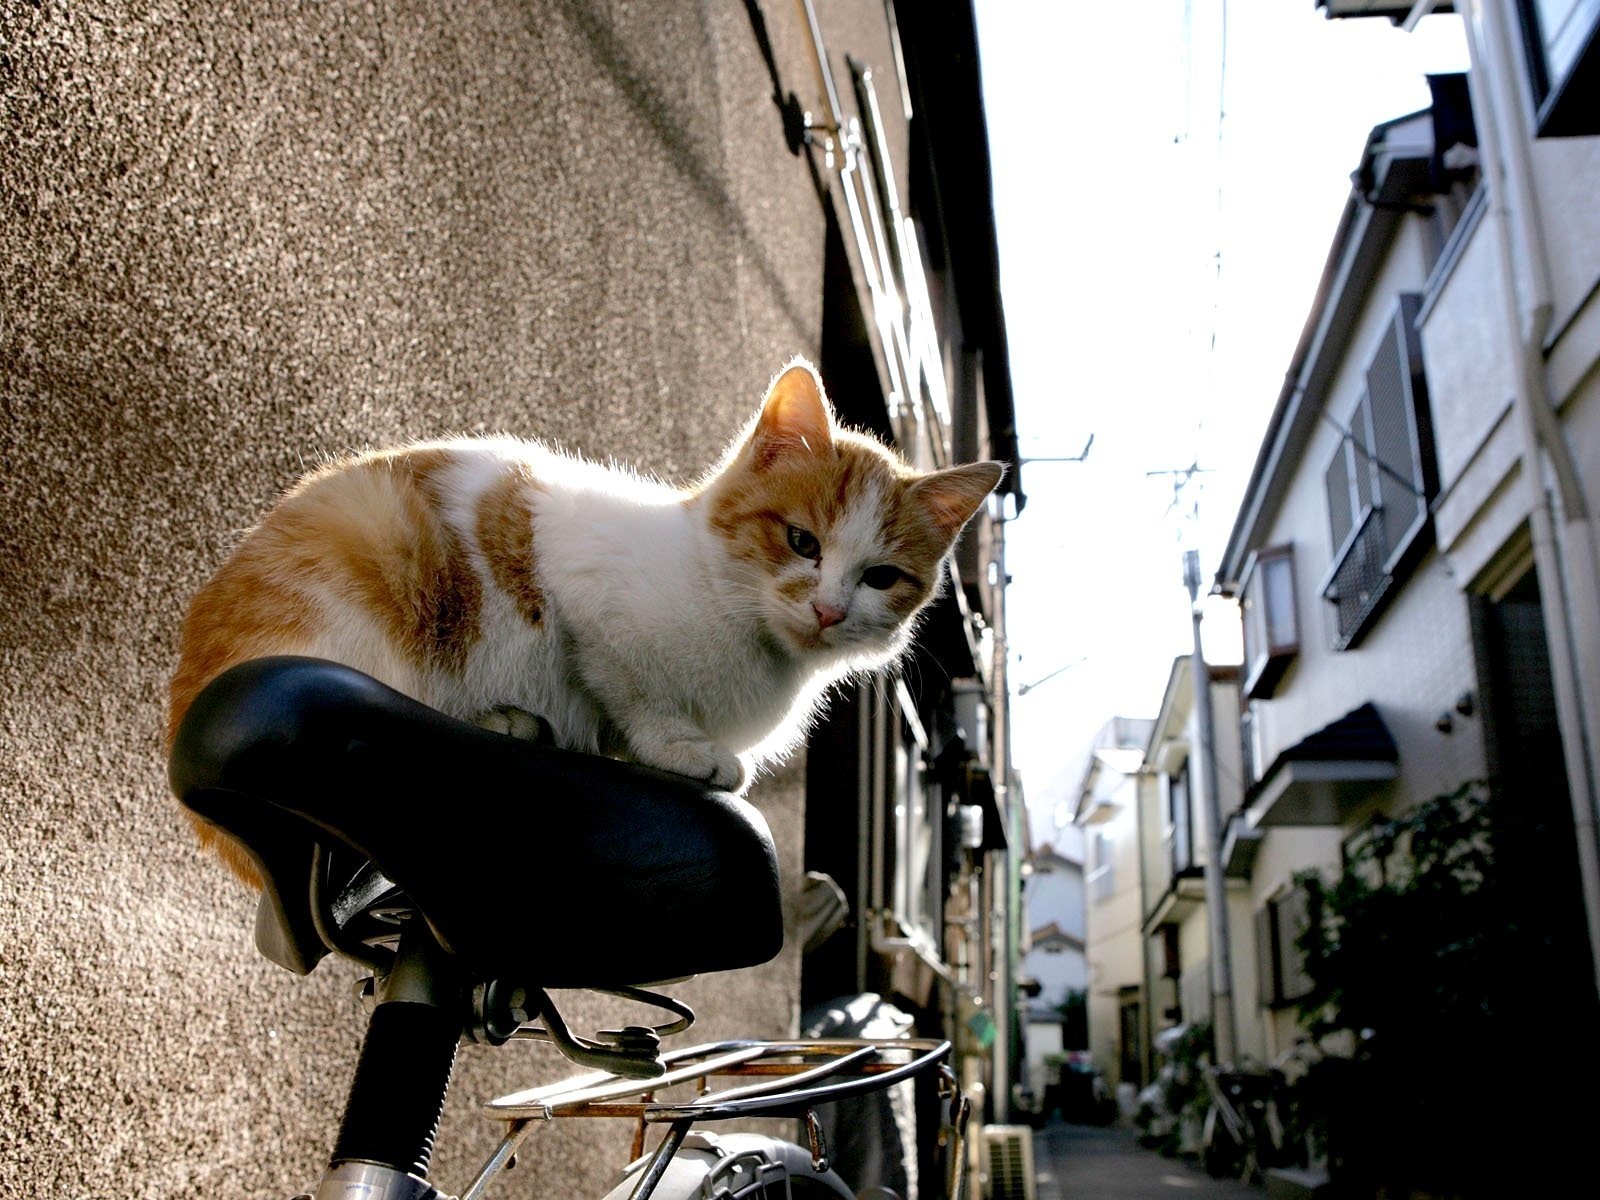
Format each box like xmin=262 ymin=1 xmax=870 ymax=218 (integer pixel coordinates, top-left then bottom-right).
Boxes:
xmin=861 ymin=565 xmax=906 ymax=591
xmin=786 ymin=525 xmax=821 ymax=560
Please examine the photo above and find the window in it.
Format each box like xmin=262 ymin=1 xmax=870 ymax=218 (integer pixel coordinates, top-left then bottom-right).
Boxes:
xmin=1239 ymin=544 xmax=1299 ymax=699
xmin=891 ymin=682 xmax=940 ymax=949
xmin=1239 ymin=704 xmax=1260 ymax=793
xmin=1159 ymin=924 xmax=1181 ymax=980
xmin=1517 ymin=0 xmax=1600 ymax=136
xmin=1256 ymin=883 xmax=1317 ymax=1009
xmin=1421 ymin=73 xmax=1482 ymax=272
xmin=1088 ymin=830 xmax=1115 ymax=904
xmin=1166 ymin=762 xmax=1195 ymax=877
xmin=1320 ymin=294 xmax=1437 ymax=650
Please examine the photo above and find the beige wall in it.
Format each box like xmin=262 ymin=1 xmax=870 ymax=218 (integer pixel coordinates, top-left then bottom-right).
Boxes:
xmin=1530 ymin=135 xmax=1600 ymax=339
xmin=0 ymin=2 xmax=904 ymax=1194
xmin=1423 ymin=135 xmax=1600 ymax=594
xmin=1082 ymin=769 xmax=1144 ymax=1087
xmin=1246 ymin=220 xmax=1489 ymax=824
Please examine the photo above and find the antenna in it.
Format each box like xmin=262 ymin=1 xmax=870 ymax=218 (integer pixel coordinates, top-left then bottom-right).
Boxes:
xmin=1019 ymin=433 xmax=1095 ymax=466
xmin=1145 ymin=458 xmax=1213 ymax=520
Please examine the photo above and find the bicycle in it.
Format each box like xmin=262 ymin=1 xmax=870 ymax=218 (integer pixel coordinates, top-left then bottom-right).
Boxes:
xmin=1200 ymin=1041 xmax=1324 ymax=1185
xmin=168 ymin=655 xmax=970 ymax=1200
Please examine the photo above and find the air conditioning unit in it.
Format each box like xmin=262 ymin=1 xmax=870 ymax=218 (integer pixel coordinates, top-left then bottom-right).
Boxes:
xmin=980 ymin=1125 xmax=1037 ymax=1200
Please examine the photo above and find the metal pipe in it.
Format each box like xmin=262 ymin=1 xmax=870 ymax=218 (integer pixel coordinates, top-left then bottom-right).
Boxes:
xmin=1185 ymin=549 xmax=1237 ymax=1066
xmin=793 ymin=0 xmax=844 ymax=133
xmin=989 ymin=502 xmax=1013 ymax=1122
xmin=628 ymin=1121 xmax=693 ymax=1200
xmin=459 ymin=1122 xmax=538 ymax=1200
xmin=857 ymin=679 xmax=873 ymax=993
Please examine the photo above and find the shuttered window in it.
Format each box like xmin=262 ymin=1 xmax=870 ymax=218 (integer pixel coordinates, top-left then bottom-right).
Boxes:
xmin=1241 ymin=544 xmax=1298 ymax=699
xmin=1320 ymin=294 xmax=1436 ymax=649
xmin=1258 ymin=882 xmax=1318 ymax=1009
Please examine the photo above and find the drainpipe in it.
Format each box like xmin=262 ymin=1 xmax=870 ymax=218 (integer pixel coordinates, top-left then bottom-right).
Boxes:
xmin=1460 ymin=0 xmax=1600 ymax=995
xmin=1185 ymin=550 xmax=1237 ymax=1066
xmin=990 ymin=501 xmax=1014 ymax=1123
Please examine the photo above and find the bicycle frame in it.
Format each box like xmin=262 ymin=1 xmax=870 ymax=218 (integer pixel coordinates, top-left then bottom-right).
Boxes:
xmin=306 ymin=928 xmax=966 ymax=1200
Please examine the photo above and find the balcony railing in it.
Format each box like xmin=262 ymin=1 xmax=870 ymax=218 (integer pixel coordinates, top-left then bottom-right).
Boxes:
xmin=1323 ymin=505 xmax=1391 ymax=651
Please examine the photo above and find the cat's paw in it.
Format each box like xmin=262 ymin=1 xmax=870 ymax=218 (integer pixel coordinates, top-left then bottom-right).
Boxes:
xmin=640 ymin=738 xmax=746 ymax=791
xmin=474 ymin=706 xmax=555 ymax=745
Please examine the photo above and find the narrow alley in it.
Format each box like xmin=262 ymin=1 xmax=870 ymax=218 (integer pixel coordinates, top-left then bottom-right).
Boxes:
xmin=1033 ymin=1121 xmax=1265 ymax=1200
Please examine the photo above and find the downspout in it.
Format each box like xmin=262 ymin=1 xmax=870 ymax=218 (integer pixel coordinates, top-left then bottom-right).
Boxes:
xmin=990 ymin=502 xmax=1014 ymax=1124
xmin=1134 ymin=764 xmax=1156 ymax=1087
xmin=1462 ymin=0 xmax=1600 ymax=994
xmin=1185 ymin=551 xmax=1237 ymax=1067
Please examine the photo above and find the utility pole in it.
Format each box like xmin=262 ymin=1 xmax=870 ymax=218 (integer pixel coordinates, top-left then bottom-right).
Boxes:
xmin=1184 ymin=548 xmax=1237 ymax=1066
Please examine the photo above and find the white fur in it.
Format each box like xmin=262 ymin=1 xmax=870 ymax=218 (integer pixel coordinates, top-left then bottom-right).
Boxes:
xmin=366 ymin=438 xmax=921 ymax=791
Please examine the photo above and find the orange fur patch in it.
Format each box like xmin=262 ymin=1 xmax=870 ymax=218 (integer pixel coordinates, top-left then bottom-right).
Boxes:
xmin=167 ymin=445 xmax=481 ymax=888
xmin=168 ymin=557 xmax=319 ymax=888
xmin=475 ymin=464 xmax=545 ymax=628
xmin=708 ymin=432 xmax=913 ymax=577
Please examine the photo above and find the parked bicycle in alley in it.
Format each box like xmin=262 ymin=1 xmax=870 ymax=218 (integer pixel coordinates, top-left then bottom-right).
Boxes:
xmin=1200 ymin=1042 xmax=1324 ymax=1185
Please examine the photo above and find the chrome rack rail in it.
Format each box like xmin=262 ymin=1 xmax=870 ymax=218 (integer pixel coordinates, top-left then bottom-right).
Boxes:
xmin=463 ymin=1038 xmax=965 ymax=1200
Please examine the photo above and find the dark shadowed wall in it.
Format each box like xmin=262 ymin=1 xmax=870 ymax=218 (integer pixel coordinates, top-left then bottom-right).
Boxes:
xmin=0 ymin=1 xmax=897 ymax=1193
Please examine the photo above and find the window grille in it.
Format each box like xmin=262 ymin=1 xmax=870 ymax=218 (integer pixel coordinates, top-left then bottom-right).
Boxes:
xmin=1326 ymin=507 xmax=1391 ymax=651
xmin=1319 ymin=295 xmax=1435 ymax=649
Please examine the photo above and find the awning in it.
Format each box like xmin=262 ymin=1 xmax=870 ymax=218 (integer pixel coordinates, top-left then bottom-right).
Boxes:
xmin=1141 ymin=868 xmax=1206 ymax=936
xmin=1245 ymin=702 xmax=1399 ymax=827
xmin=1221 ymin=812 xmax=1265 ymax=879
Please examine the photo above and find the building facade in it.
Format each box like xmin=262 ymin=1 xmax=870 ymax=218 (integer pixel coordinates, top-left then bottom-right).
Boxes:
xmin=1071 ymin=717 xmax=1153 ymax=1091
xmin=1210 ymin=2 xmax=1600 ymax=1183
xmin=1135 ymin=657 xmax=1266 ymax=1073
xmin=1018 ymin=834 xmax=1088 ymax=1100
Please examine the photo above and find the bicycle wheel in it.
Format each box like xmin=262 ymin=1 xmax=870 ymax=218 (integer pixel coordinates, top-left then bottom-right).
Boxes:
xmin=597 ymin=1131 xmax=854 ymax=1200
xmin=1200 ymin=1105 xmax=1245 ymax=1180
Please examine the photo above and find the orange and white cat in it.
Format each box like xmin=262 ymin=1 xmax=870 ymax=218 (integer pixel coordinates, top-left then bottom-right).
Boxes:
xmin=169 ymin=359 xmax=1002 ymax=883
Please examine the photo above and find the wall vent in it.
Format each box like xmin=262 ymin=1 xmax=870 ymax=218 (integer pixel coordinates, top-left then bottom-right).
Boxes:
xmin=980 ymin=1124 xmax=1037 ymax=1200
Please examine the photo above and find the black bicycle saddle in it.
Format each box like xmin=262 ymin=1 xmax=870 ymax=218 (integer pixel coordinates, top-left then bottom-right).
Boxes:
xmin=168 ymin=657 xmax=784 ymax=987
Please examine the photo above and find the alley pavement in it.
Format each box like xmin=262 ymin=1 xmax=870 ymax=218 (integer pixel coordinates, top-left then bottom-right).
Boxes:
xmin=1033 ymin=1120 xmax=1264 ymax=1200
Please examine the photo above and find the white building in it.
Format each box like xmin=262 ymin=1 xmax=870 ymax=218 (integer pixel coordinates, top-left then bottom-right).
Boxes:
xmin=1212 ymin=3 xmax=1600 ymax=1186
xmin=1072 ymin=717 xmax=1155 ymax=1090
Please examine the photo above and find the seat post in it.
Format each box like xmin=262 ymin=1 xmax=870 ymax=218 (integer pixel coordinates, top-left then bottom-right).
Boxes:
xmin=319 ymin=924 xmax=464 ymax=1198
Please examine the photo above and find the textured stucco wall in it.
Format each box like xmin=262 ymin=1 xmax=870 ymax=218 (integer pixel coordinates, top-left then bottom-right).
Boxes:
xmin=0 ymin=2 xmax=866 ymax=1194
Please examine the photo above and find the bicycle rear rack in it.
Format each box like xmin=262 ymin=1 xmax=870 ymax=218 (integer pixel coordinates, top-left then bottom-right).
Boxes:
xmin=463 ymin=1037 xmax=966 ymax=1200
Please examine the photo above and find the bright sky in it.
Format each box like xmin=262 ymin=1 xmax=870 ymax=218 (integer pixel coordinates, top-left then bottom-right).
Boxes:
xmin=972 ymin=0 xmax=1470 ymax=842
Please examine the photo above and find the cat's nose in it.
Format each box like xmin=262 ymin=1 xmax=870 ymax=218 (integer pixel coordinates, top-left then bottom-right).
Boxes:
xmin=813 ymin=601 xmax=848 ymax=630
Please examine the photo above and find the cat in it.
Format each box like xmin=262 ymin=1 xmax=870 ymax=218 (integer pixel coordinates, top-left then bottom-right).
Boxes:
xmin=168 ymin=358 xmax=1003 ymax=886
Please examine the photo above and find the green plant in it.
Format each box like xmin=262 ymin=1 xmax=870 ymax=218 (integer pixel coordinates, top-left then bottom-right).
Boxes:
xmin=1292 ymin=778 xmax=1598 ymax=1197
xmin=1137 ymin=1020 xmax=1212 ymax=1156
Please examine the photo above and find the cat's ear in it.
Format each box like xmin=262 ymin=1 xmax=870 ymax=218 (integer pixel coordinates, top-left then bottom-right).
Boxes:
xmin=750 ymin=360 xmax=835 ymax=469
xmin=908 ymin=461 xmax=1005 ymax=541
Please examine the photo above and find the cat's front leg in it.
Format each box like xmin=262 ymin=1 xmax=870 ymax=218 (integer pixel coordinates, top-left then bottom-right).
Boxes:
xmin=473 ymin=705 xmax=556 ymax=745
xmin=575 ymin=644 xmax=747 ymax=789
xmin=622 ymin=716 xmax=747 ymax=792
